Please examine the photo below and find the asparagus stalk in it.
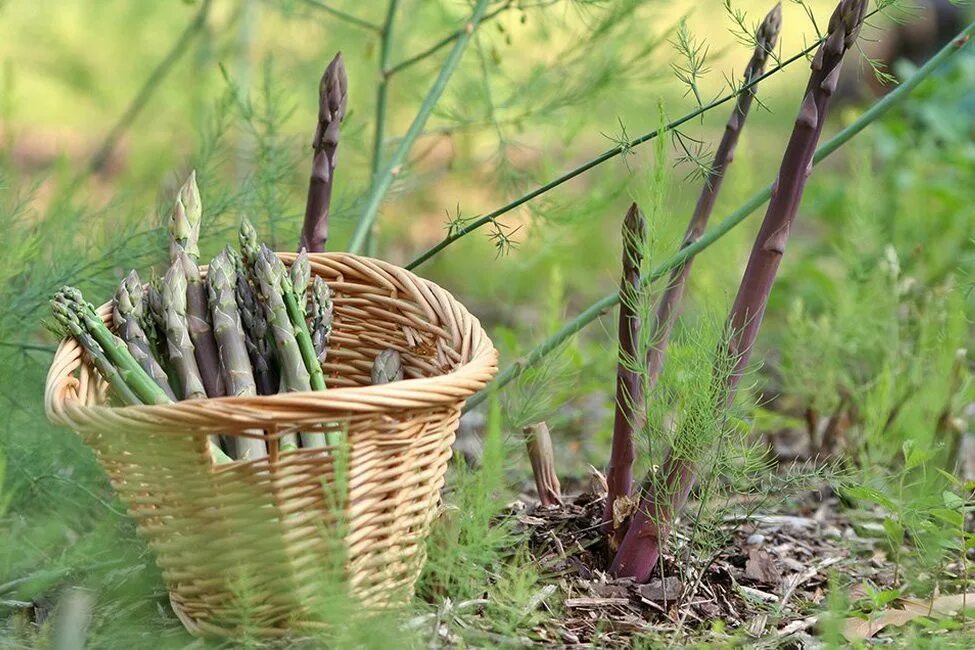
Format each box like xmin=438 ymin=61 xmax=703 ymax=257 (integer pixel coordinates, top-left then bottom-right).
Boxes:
xmin=53 ymin=287 xmax=232 ymax=464
xmin=270 ymin=247 xmax=326 ymax=393
xmin=300 ymin=52 xmax=348 ymax=253
xmin=234 ymin=255 xmax=277 ymax=396
xmin=371 ymin=349 xmax=403 ymax=384
xmin=253 ymin=245 xmax=309 ymax=450
xmin=176 ymin=248 xmax=224 ymax=399
xmin=169 ymin=171 xmax=203 ymax=262
xmin=644 ymin=3 xmax=781 ymax=390
xmin=291 ymin=247 xmax=311 ymax=306
xmin=52 ymin=299 xmax=141 ymax=406
xmin=160 ymin=262 xmax=207 ymax=401
xmin=112 ymin=270 xmax=176 ymax=400
xmin=208 ymin=247 xmax=266 ymax=460
xmin=603 ymin=203 xmax=646 ymax=538
xmin=55 ymin=287 xmax=171 ymax=406
xmin=308 ymin=276 xmax=334 ymax=365
xmin=610 ymin=0 xmax=867 ymax=583
xmin=239 ymin=217 xmax=261 ymax=273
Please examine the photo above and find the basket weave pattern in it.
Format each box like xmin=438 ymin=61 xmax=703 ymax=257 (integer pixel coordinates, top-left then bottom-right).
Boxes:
xmin=44 ymin=253 xmax=498 ymax=636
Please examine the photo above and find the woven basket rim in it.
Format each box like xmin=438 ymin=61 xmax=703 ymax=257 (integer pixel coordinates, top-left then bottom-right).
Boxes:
xmin=45 ymin=252 xmax=497 ymax=432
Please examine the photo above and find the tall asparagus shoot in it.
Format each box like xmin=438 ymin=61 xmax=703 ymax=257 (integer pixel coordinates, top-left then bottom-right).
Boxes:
xmin=300 ymin=53 xmax=347 ymax=253
xmin=645 ymin=3 xmax=781 ymax=390
xmin=610 ymin=0 xmax=868 ymax=583
xmin=602 ymin=204 xmax=646 ymax=538
xmin=112 ymin=270 xmax=176 ymax=400
xmin=170 ymin=173 xmax=224 ymax=398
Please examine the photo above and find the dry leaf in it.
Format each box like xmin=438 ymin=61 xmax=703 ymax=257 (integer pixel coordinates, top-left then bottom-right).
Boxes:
xmin=613 ymin=494 xmax=638 ymax=528
xmin=745 ymin=548 xmax=782 ymax=585
xmin=841 ymin=592 xmax=975 ymax=641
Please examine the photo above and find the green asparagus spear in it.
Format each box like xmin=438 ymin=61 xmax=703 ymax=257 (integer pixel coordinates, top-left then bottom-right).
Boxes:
xmin=254 ymin=246 xmax=311 ymax=393
xmin=291 ymin=247 xmax=311 ymax=306
xmin=208 ymin=249 xmax=257 ymax=397
xmin=53 ymin=287 xmax=233 ymax=465
xmin=169 ymin=171 xmax=203 ymax=262
xmin=308 ymin=276 xmax=334 ymax=365
xmin=239 ymin=217 xmax=261 ymax=274
xmin=113 ymin=270 xmax=176 ymax=400
xmin=208 ymin=247 xmax=266 ymax=460
xmin=269 ymin=247 xmax=326 ymax=393
xmin=234 ymin=257 xmax=277 ymax=396
xmin=160 ymin=263 xmax=207 ymax=401
xmin=55 ymin=287 xmax=171 ymax=406
xmin=371 ymin=349 xmax=403 ymax=385
xmin=254 ymin=246 xmax=308 ymax=450
xmin=52 ymin=299 xmax=141 ymax=406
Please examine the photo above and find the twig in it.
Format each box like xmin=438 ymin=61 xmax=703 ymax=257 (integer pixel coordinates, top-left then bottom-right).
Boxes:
xmin=294 ymin=0 xmax=382 ymax=33
xmin=84 ymin=0 xmax=212 ymax=177
xmin=462 ymin=19 xmax=975 ymax=411
xmin=385 ymin=0 xmax=518 ymax=77
xmin=347 ymin=0 xmax=493 ymax=253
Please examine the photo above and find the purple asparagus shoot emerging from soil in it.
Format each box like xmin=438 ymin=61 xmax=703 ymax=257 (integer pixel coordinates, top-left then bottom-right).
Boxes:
xmin=610 ymin=0 xmax=867 ymax=583
xmin=645 ymin=2 xmax=781 ymax=390
xmin=602 ymin=203 xmax=646 ymax=538
xmin=300 ymin=52 xmax=348 ymax=253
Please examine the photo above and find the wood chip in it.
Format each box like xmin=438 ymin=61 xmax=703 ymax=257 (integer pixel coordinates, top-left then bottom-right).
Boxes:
xmin=745 ymin=549 xmax=782 ymax=585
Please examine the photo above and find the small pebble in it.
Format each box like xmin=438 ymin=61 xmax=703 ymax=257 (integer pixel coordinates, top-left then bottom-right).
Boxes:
xmin=746 ymin=533 xmax=765 ymax=546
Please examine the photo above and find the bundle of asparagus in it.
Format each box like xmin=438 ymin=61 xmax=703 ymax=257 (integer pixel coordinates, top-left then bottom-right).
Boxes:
xmin=50 ymin=170 xmax=405 ymax=464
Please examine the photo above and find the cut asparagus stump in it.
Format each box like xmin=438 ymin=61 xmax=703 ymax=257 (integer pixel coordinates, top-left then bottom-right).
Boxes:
xmin=610 ymin=0 xmax=868 ymax=583
xmin=112 ymin=270 xmax=176 ymax=400
xmin=300 ymin=52 xmax=348 ymax=253
xmin=208 ymin=247 xmax=267 ymax=460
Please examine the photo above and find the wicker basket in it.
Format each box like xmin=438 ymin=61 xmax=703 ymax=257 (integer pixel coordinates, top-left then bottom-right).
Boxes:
xmin=44 ymin=252 xmax=498 ymax=637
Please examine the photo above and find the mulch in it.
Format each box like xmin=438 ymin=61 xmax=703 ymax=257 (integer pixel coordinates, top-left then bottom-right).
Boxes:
xmin=470 ymin=487 xmax=911 ymax=647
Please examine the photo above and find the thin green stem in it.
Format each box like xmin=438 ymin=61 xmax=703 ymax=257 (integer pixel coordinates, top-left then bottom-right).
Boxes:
xmin=385 ymin=0 xmax=515 ymax=77
xmin=372 ymin=0 xmax=400 ymax=179
xmin=406 ymin=4 xmax=906 ymax=271
xmin=347 ymin=0 xmax=493 ymax=254
xmin=295 ymin=0 xmax=382 ymax=33
xmin=364 ymin=0 xmax=400 ymax=255
xmin=464 ymin=20 xmax=975 ymax=411
xmin=83 ymin=0 xmax=212 ymax=177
